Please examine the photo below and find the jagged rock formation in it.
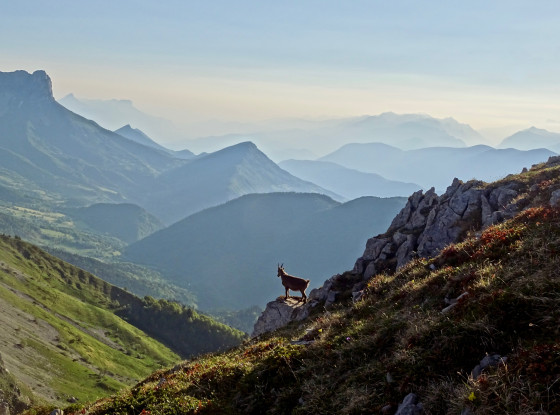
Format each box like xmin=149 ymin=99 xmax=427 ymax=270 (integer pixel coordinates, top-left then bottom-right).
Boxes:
xmin=0 ymin=69 xmax=54 ymax=107
xmin=253 ymin=156 xmax=560 ymax=336
xmin=353 ymin=173 xmax=528 ymax=278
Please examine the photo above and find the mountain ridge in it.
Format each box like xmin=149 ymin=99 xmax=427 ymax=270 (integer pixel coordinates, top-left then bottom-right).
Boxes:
xmin=320 ymin=142 xmax=556 ymax=191
xmin=125 ymin=192 xmax=406 ymax=310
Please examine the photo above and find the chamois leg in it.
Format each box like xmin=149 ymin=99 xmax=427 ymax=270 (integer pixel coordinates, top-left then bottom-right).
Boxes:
xmin=300 ymin=289 xmax=307 ymax=303
xmin=285 ymin=287 xmax=290 ymax=300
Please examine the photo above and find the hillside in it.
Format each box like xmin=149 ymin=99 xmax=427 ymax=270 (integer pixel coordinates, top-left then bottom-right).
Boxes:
xmin=114 ymin=125 xmax=195 ymax=160
xmin=125 ymin=192 xmax=406 ymax=310
xmin=321 ymin=142 xmax=556 ymax=191
xmin=0 ymin=235 xmax=245 ymax=414
xmin=42 ymin=157 xmax=560 ymax=415
xmin=64 ymin=203 xmax=164 ymax=244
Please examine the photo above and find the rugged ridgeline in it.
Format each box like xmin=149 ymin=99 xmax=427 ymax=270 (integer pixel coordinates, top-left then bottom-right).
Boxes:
xmin=253 ymin=158 xmax=556 ymax=336
xmin=43 ymin=156 xmax=560 ymax=414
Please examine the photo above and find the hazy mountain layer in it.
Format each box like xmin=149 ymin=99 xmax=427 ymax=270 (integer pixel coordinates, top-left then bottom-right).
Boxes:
xmin=185 ymin=112 xmax=484 ymax=160
xmin=142 ymin=142 xmax=341 ymax=224
xmin=125 ymin=192 xmax=406 ymax=310
xmin=279 ymin=158 xmax=422 ymax=199
xmin=499 ymin=126 xmax=560 ymax=151
xmin=58 ymin=93 xmax=177 ymax=142
xmin=114 ymin=124 xmax=195 ymax=159
xmin=320 ymin=142 xmax=556 ymax=191
xmin=0 ymin=70 xmax=182 ymax=205
xmin=1 ymin=70 xmax=338 ymax=226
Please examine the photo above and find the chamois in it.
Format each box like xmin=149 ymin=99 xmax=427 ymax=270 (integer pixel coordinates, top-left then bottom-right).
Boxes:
xmin=277 ymin=264 xmax=310 ymax=303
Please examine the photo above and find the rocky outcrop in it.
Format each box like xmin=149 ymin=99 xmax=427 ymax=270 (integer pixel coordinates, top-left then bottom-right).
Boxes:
xmin=252 ymin=298 xmax=314 ymax=337
xmin=253 ymin=157 xmax=560 ymax=337
xmin=354 ymin=176 xmax=527 ymax=274
xmin=252 ymin=272 xmax=365 ymax=337
xmin=0 ymin=70 xmax=54 ymax=109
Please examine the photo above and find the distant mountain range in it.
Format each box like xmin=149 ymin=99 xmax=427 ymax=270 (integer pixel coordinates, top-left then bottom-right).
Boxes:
xmin=1 ymin=68 xmax=558 ymax=312
xmin=124 ymin=192 xmax=407 ymax=310
xmin=185 ymin=112 xmax=485 ymax=160
xmin=0 ymin=70 xmax=335 ymax=224
xmin=279 ymin=159 xmax=422 ymax=199
xmin=499 ymin=126 xmax=560 ymax=152
xmin=141 ymin=141 xmax=340 ymax=224
xmin=320 ymin=143 xmax=556 ymax=191
xmin=114 ymin=124 xmax=194 ymax=159
xmin=0 ymin=70 xmax=180 ymax=205
xmin=58 ymin=93 xmax=178 ymax=141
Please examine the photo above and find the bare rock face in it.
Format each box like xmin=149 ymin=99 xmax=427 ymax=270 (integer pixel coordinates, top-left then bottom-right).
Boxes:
xmin=354 ymin=176 xmax=526 ymax=275
xmin=252 ymin=298 xmax=313 ymax=337
xmin=0 ymin=70 xmax=54 ymax=109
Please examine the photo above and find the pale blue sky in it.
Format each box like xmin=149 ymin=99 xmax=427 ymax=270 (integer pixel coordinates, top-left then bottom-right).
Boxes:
xmin=1 ymin=0 xmax=560 ymax=138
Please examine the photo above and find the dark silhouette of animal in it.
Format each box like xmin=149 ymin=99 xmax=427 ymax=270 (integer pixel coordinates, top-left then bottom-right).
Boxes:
xmin=277 ymin=264 xmax=310 ymax=303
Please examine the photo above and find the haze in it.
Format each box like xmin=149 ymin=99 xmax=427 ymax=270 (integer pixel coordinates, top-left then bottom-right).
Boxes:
xmin=2 ymin=0 xmax=560 ymax=147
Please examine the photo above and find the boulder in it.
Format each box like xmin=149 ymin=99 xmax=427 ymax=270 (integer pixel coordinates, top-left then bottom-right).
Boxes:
xmin=252 ymin=298 xmax=312 ymax=337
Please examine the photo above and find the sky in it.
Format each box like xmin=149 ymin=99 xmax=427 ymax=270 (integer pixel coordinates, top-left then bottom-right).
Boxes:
xmin=1 ymin=0 xmax=560 ymax=143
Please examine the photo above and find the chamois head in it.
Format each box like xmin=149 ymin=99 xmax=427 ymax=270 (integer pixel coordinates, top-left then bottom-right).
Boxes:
xmin=277 ymin=263 xmax=284 ymax=277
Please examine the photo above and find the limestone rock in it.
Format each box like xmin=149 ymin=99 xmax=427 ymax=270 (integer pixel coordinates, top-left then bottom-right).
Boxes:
xmin=354 ymin=174 xmax=530 ymax=280
xmin=252 ymin=298 xmax=311 ymax=337
xmin=308 ymin=278 xmax=334 ymax=302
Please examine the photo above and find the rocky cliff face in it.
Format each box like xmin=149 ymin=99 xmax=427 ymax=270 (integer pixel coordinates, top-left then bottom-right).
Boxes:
xmin=353 ymin=174 xmax=525 ymax=279
xmin=253 ymin=156 xmax=560 ymax=337
xmin=0 ymin=70 xmax=54 ymax=109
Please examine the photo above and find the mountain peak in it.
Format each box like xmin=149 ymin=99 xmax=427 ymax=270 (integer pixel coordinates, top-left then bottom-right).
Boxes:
xmin=0 ymin=69 xmax=54 ymax=105
xmin=209 ymin=141 xmax=260 ymax=158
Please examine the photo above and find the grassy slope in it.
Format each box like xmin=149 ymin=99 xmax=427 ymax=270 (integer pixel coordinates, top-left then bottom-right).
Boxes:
xmin=0 ymin=199 xmax=199 ymax=307
xmin=0 ymin=234 xmax=246 ymax=413
xmin=0 ymin=235 xmax=179 ymax=407
xmin=40 ymin=160 xmax=560 ymax=415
